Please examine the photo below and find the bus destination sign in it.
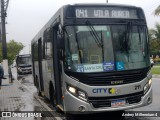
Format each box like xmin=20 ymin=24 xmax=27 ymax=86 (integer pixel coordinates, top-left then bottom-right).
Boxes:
xmin=75 ymin=7 xmax=137 ymax=19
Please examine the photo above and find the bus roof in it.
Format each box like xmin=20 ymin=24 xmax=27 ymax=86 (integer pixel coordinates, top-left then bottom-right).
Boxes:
xmin=16 ymin=54 xmax=31 ymax=58
xmin=73 ymin=3 xmax=138 ymax=8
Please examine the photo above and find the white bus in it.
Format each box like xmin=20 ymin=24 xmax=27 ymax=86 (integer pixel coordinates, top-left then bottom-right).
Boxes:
xmin=16 ymin=54 xmax=32 ymax=74
xmin=31 ymin=3 xmax=152 ymax=115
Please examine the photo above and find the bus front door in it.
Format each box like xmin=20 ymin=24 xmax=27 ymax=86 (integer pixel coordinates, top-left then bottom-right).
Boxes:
xmin=52 ymin=25 xmax=63 ymax=107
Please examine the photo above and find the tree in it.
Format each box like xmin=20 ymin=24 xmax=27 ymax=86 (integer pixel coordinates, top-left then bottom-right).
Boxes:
xmin=154 ymin=5 xmax=160 ymax=16
xmin=0 ymin=40 xmax=24 ymax=65
xmin=150 ymin=23 xmax=160 ymax=45
xmin=149 ymin=23 xmax=160 ymax=55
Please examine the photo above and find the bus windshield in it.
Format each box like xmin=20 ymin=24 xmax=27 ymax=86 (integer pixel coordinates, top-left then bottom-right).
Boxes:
xmin=17 ymin=57 xmax=32 ymax=65
xmin=64 ymin=24 xmax=150 ymax=73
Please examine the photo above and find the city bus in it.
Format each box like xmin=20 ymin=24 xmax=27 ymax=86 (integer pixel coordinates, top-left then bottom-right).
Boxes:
xmin=16 ymin=54 xmax=32 ymax=74
xmin=31 ymin=3 xmax=152 ymax=114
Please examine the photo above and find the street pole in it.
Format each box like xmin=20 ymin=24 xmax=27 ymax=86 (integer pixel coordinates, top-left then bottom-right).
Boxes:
xmin=1 ymin=0 xmax=7 ymax=59
xmin=1 ymin=0 xmax=8 ymax=75
xmin=0 ymin=28 xmax=1 ymax=42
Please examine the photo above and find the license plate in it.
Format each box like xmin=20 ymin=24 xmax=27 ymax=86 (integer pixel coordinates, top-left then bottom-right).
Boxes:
xmin=111 ymin=99 xmax=126 ymax=107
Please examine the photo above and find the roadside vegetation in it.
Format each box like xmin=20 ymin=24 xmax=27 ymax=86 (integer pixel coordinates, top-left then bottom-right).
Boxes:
xmin=0 ymin=40 xmax=24 ymax=65
xmin=149 ymin=6 xmax=160 ymax=75
xmin=151 ymin=64 xmax=160 ymax=75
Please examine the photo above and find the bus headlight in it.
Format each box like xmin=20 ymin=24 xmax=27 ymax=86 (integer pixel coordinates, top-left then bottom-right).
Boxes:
xmin=144 ymin=79 xmax=152 ymax=94
xmin=67 ymin=85 xmax=87 ymax=101
xmin=78 ymin=91 xmax=87 ymax=101
xmin=68 ymin=86 xmax=77 ymax=94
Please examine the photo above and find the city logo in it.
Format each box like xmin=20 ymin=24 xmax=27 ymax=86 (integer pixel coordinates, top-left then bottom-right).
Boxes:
xmin=92 ymin=88 xmax=121 ymax=95
xmin=92 ymin=88 xmax=108 ymax=93
xmin=108 ymin=88 xmax=116 ymax=94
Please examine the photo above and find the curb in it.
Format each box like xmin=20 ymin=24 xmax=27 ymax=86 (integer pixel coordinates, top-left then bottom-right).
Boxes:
xmin=16 ymin=79 xmax=53 ymax=111
xmin=15 ymin=79 xmax=63 ymax=120
xmin=34 ymin=94 xmax=54 ymax=112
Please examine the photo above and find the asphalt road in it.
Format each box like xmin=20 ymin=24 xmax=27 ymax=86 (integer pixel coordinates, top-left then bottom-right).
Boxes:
xmin=12 ymin=67 xmax=160 ymax=120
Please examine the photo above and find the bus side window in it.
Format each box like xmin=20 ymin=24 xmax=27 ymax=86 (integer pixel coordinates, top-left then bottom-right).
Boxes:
xmin=43 ymin=28 xmax=52 ymax=59
xmin=33 ymin=43 xmax=38 ymax=61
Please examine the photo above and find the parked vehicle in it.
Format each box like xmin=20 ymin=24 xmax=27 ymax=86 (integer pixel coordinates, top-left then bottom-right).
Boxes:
xmin=16 ymin=54 xmax=32 ymax=74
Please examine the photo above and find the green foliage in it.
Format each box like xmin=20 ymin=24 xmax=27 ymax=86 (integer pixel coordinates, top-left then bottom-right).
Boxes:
xmin=154 ymin=5 xmax=160 ymax=16
xmin=149 ymin=23 xmax=160 ymax=55
xmin=149 ymin=39 xmax=160 ymax=54
xmin=0 ymin=40 xmax=24 ymax=65
xmin=151 ymin=67 xmax=160 ymax=75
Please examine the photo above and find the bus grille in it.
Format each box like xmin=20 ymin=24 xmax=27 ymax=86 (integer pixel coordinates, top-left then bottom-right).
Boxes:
xmin=79 ymin=69 xmax=148 ymax=86
xmin=88 ymin=91 xmax=143 ymax=108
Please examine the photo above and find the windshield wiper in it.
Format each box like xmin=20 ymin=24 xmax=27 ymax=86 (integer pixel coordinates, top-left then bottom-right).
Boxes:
xmin=124 ymin=22 xmax=132 ymax=51
xmin=119 ymin=22 xmax=132 ymax=62
xmin=85 ymin=20 xmax=104 ymax=62
xmin=86 ymin=20 xmax=103 ymax=48
xmin=100 ymin=30 xmax=105 ymax=62
xmin=137 ymin=26 xmax=145 ymax=57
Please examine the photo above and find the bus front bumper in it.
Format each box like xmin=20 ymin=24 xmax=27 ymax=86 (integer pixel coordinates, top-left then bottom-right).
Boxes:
xmin=63 ymin=87 xmax=152 ymax=114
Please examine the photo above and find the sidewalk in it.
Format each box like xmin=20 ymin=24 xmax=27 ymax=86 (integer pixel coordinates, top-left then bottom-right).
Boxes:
xmin=0 ymin=77 xmax=39 ymax=120
xmin=0 ymin=77 xmax=24 ymax=112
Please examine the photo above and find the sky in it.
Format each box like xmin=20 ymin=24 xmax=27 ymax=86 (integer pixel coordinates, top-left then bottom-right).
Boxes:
xmin=6 ymin=0 xmax=160 ymax=54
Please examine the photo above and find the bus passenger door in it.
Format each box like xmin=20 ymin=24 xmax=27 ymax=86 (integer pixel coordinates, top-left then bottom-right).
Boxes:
xmin=52 ymin=25 xmax=63 ymax=106
xmin=38 ymin=39 xmax=44 ymax=94
xmin=31 ymin=44 xmax=36 ymax=87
